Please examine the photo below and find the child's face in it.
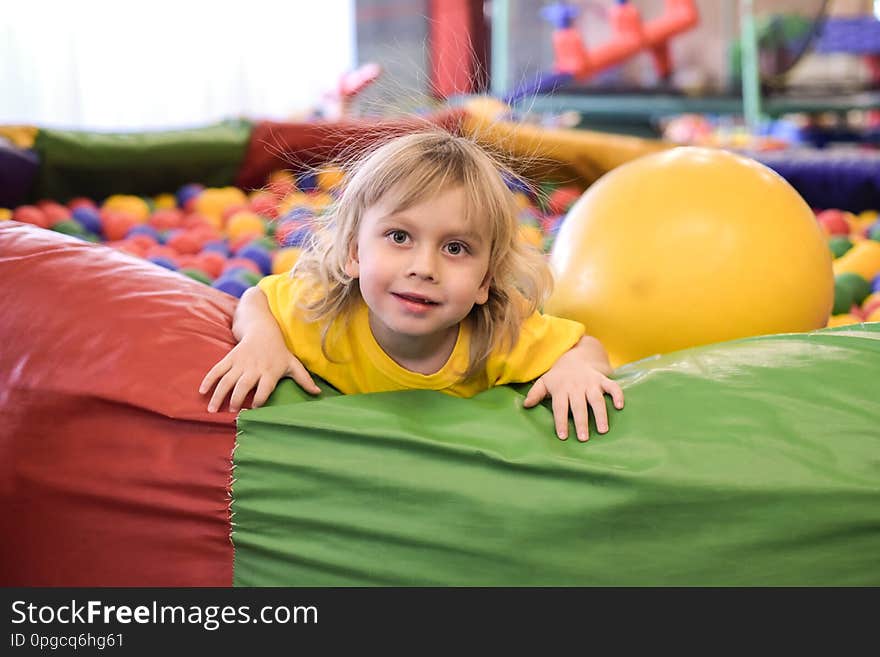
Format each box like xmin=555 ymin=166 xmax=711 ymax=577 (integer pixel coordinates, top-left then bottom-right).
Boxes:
xmin=345 ymin=185 xmax=491 ymax=347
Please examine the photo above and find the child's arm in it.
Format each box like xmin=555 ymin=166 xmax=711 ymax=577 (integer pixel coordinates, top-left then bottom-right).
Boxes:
xmin=522 ymin=336 xmax=624 ymax=442
xmin=200 ymin=286 xmax=320 ymax=413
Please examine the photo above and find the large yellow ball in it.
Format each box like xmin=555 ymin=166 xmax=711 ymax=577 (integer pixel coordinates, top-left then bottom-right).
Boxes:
xmin=545 ymin=147 xmax=834 ymax=367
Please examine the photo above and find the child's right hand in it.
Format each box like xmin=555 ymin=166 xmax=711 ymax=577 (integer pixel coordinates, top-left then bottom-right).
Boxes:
xmin=199 ymin=334 xmax=321 ymax=413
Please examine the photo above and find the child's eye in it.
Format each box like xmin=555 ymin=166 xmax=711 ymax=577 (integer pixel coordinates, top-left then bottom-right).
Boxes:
xmin=388 ymin=230 xmax=409 ymax=244
xmin=444 ymin=241 xmax=468 ymax=256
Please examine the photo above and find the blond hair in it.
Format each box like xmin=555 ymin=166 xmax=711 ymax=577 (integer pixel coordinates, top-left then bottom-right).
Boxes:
xmin=292 ymin=129 xmax=554 ymax=380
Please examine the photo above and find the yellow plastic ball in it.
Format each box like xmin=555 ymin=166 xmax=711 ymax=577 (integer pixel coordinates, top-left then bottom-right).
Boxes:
xmin=272 ymin=247 xmax=302 ymax=275
xmin=153 ymin=193 xmax=177 ymax=210
xmin=317 ymin=167 xmax=345 ymax=191
xmin=545 ymin=147 xmax=834 ymax=367
xmin=226 ymin=211 xmax=266 ymax=241
xmin=826 ymin=313 xmax=862 ymax=328
xmin=832 ymin=240 xmax=880 ymax=281
xmin=103 ymin=195 xmax=150 ymax=223
xmin=0 ymin=208 xmax=11 ymax=221
xmin=518 ymin=224 xmax=544 ymax=249
xmin=195 ymin=187 xmax=248 ymax=224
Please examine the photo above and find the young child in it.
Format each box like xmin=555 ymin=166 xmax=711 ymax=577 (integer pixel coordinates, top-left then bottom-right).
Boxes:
xmin=200 ymin=130 xmax=624 ymax=442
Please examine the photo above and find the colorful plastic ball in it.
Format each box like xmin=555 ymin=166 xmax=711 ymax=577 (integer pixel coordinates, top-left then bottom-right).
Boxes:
xmin=835 ymin=272 xmax=872 ymax=308
xmin=826 ymin=313 xmax=862 ymax=328
xmin=223 ymin=258 xmax=262 ymax=276
xmin=317 ymin=166 xmax=345 ymax=191
xmin=50 ymin=220 xmax=86 ymax=237
xmin=867 ymin=307 xmax=880 ymax=322
xmin=868 ymin=222 xmax=880 ymax=242
xmin=272 ymin=247 xmax=302 ymax=274
xmin=148 ymin=256 xmax=179 ymax=271
xmin=545 ymin=147 xmax=834 ymax=366
xmin=297 ymin=171 xmax=318 ymax=191
xmin=281 ymin=225 xmax=312 ymax=248
xmin=202 ymin=240 xmax=231 ymax=257
xmin=0 ymin=208 xmax=12 ymax=221
xmin=267 ymin=170 xmax=298 ymax=198
xmin=194 ymin=251 xmax=227 ymax=279
xmin=213 ymin=275 xmax=250 ymax=298
xmin=176 ymin=183 xmax=204 ymax=208
xmin=833 ymin=240 xmax=880 ymax=281
xmin=237 ymin=243 xmax=273 ymax=275
xmin=518 ymin=224 xmax=544 ymax=249
xmin=816 ymin=209 xmax=851 ymax=237
xmin=861 ymin=292 xmax=880 ymax=318
xmin=126 ymin=224 xmax=161 ymax=241
xmin=153 ymin=193 xmax=177 ymax=210
xmin=166 ymin=230 xmax=205 ymax=255
xmin=68 ymin=197 xmax=97 ymax=211
xmin=227 ymin=211 xmax=266 ymax=241
xmin=13 ymin=205 xmax=50 ymax=228
xmin=832 ymin=278 xmax=857 ymax=315
xmin=71 ymin=207 xmax=102 ymax=234
xmin=101 ymin=210 xmax=139 ymax=242
xmin=149 ymin=208 xmax=184 ymax=231
xmin=103 ymin=195 xmax=150 ymax=223
xmin=180 ymin=268 xmax=214 ymax=285
xmin=829 ymin=236 xmax=853 ymax=259
xmin=502 ymin=171 xmax=532 ymax=196
xmin=248 ymin=192 xmax=279 ymax=218
xmin=38 ymin=200 xmax=72 ymax=225
xmin=547 ymin=186 xmax=582 ymax=215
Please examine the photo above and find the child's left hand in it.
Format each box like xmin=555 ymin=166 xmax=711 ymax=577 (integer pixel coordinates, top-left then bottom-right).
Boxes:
xmin=523 ymin=337 xmax=624 ymax=442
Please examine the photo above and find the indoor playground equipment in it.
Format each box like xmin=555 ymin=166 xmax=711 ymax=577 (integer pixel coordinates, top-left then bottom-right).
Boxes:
xmin=545 ymin=146 xmax=834 ymax=367
xmin=1 ymin=220 xmax=878 ymax=586
xmin=506 ymin=0 xmax=700 ymax=102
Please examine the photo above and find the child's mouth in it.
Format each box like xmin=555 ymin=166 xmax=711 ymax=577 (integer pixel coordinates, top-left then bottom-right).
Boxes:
xmin=392 ymin=292 xmax=439 ymax=310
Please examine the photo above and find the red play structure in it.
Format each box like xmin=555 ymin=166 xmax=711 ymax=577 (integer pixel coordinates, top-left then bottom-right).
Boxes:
xmin=506 ymin=0 xmax=700 ymax=102
xmin=550 ymin=0 xmax=699 ymax=81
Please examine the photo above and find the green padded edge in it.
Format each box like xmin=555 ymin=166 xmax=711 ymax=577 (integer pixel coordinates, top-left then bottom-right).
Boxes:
xmin=232 ymin=324 xmax=880 ymax=586
xmin=31 ymin=119 xmax=253 ymax=202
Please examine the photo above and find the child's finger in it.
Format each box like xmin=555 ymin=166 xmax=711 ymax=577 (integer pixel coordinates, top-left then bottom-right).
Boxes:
xmin=588 ymin=390 xmax=609 ymax=434
xmin=552 ymin=393 xmax=569 ymax=440
xmin=207 ymin=370 xmax=238 ymax=413
xmin=228 ymin=373 xmax=259 ymax=413
xmin=605 ymin=379 xmax=625 ymax=410
xmin=199 ymin=357 xmax=230 ymax=395
xmin=523 ymin=378 xmax=547 ymax=408
xmin=251 ymin=376 xmax=277 ymax=409
xmin=290 ymin=361 xmax=321 ymax=395
xmin=569 ymin=393 xmax=589 ymax=442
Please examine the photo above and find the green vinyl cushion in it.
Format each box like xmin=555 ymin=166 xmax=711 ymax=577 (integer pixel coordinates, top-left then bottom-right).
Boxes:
xmin=30 ymin=119 xmax=252 ymax=202
xmin=232 ymin=324 xmax=880 ymax=586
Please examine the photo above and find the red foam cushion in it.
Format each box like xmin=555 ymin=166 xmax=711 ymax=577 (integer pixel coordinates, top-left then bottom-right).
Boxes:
xmin=0 ymin=222 xmax=238 ymax=585
xmin=234 ymin=109 xmax=467 ymax=190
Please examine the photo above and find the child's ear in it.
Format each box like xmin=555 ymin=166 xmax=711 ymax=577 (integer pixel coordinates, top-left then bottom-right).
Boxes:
xmin=475 ymin=271 xmax=491 ymax=305
xmin=344 ymin=241 xmax=359 ymax=278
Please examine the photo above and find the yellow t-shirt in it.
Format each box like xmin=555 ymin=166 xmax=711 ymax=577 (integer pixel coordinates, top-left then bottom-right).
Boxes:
xmin=257 ymin=273 xmax=585 ymax=398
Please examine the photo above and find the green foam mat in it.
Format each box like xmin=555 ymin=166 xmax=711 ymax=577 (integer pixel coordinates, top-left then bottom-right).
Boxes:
xmin=232 ymin=324 xmax=880 ymax=586
xmin=31 ymin=119 xmax=253 ymax=202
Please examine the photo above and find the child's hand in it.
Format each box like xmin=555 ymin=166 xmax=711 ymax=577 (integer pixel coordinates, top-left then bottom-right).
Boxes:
xmin=199 ymin=334 xmax=320 ymax=413
xmin=523 ymin=340 xmax=624 ymax=442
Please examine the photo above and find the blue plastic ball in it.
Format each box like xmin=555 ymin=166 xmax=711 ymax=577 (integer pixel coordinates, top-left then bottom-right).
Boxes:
xmin=502 ymin=171 xmax=532 ymax=196
xmin=148 ymin=256 xmax=179 ymax=271
xmin=872 ymin=274 xmax=880 ymax=294
xmin=237 ymin=243 xmax=273 ymax=275
xmin=125 ymin=224 xmax=160 ymax=240
xmin=297 ymin=171 xmax=318 ymax=191
xmin=283 ymin=225 xmax=312 ymax=248
xmin=176 ymin=183 xmax=204 ymax=208
xmin=202 ymin=240 xmax=231 ymax=256
xmin=213 ymin=274 xmax=250 ymax=298
xmin=72 ymin=207 xmax=102 ymax=235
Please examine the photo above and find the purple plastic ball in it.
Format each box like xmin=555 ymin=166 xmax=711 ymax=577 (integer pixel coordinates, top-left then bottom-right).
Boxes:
xmin=213 ymin=275 xmax=250 ymax=298
xmin=72 ymin=207 xmax=102 ymax=235
xmin=237 ymin=243 xmax=273 ymax=275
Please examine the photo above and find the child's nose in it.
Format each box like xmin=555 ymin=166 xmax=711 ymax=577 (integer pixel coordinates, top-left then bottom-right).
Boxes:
xmin=406 ymin=247 xmax=437 ymax=280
